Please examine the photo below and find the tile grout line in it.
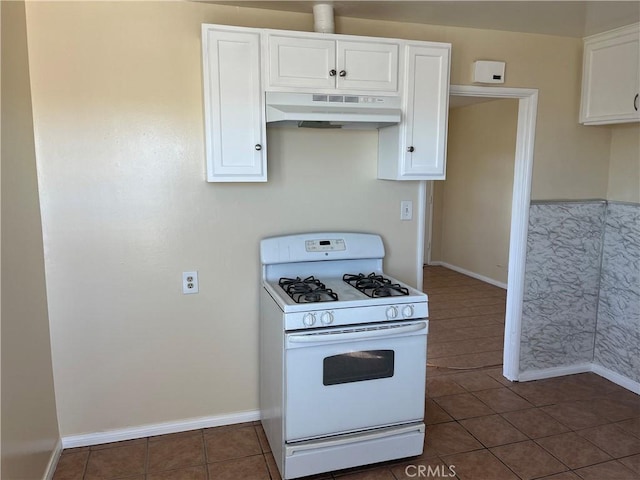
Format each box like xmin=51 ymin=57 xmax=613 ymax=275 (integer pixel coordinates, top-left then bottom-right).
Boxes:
xmin=145 ymin=437 xmax=150 ymax=477
xmin=532 ymin=435 xmax=615 ymax=474
xmin=201 ymin=429 xmax=211 ymax=480
xmin=81 ymin=448 xmax=90 ymax=480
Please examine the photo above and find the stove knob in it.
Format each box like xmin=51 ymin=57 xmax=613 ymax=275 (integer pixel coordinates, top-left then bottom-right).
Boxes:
xmin=321 ymin=311 xmax=334 ymax=325
xmin=386 ymin=306 xmax=398 ymax=320
xmin=303 ymin=313 xmax=316 ymax=327
xmin=402 ymin=305 xmax=414 ymax=318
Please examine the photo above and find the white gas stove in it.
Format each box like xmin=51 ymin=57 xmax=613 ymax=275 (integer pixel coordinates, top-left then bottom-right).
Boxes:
xmin=259 ymin=232 xmax=429 ymax=479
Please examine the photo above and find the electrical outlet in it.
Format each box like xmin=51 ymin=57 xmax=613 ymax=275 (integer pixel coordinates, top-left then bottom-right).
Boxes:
xmin=182 ymin=271 xmax=199 ymax=294
xmin=400 ymin=200 xmax=413 ymax=221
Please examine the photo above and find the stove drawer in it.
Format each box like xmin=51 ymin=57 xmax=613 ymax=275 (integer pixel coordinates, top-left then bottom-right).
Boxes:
xmin=284 ymin=423 xmax=425 ymax=479
xmin=284 ymin=321 xmax=427 ymax=442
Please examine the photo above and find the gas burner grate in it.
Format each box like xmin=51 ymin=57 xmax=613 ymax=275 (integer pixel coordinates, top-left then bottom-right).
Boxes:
xmin=278 ymin=276 xmax=339 ymax=303
xmin=343 ymin=273 xmax=410 ymax=298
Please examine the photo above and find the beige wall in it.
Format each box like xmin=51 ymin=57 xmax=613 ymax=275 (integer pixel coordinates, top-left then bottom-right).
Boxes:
xmin=1 ymin=1 xmax=60 ymax=477
xmin=607 ymin=124 xmax=640 ymax=203
xmin=432 ymin=99 xmax=518 ymax=284
xmin=24 ymin=2 xmax=419 ymax=436
xmin=23 ymin=1 xmax=615 ymax=437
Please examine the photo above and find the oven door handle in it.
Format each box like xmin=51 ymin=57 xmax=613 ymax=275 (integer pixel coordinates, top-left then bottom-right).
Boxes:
xmin=288 ymin=321 xmax=427 ymax=344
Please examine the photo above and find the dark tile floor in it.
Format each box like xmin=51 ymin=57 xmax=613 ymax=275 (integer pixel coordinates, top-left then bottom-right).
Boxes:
xmin=53 ymin=267 xmax=640 ymax=480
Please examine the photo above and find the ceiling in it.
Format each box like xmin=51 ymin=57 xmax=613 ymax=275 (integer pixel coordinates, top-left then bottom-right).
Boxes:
xmin=207 ymin=1 xmax=640 ymax=38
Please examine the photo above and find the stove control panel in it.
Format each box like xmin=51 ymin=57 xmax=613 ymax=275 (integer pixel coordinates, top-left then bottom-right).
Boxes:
xmin=285 ymin=303 xmax=428 ymax=330
xmin=385 ymin=305 xmax=416 ymax=319
xmin=305 ymin=239 xmax=346 ymax=252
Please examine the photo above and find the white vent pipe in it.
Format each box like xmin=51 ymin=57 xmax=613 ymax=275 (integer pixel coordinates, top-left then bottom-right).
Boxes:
xmin=313 ymin=3 xmax=335 ymax=33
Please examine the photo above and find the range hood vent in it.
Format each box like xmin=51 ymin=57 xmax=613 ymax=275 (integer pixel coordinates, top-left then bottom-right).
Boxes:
xmin=266 ymin=92 xmax=402 ymax=129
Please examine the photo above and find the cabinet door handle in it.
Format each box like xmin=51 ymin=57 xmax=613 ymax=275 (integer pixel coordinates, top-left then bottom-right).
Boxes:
xmin=255 ymin=144 xmax=262 ymax=151
xmin=635 ymin=93 xmax=639 ymax=111
xmin=329 ymin=69 xmax=336 ymax=77
xmin=407 ymin=146 xmax=415 ymax=153
xmin=339 ymin=70 xmax=347 ymax=77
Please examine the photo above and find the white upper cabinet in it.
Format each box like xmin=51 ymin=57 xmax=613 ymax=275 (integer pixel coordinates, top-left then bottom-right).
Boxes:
xmin=336 ymin=41 xmax=399 ymax=92
xmin=202 ymin=25 xmax=267 ymax=182
xmin=267 ymin=36 xmax=336 ymax=89
xmin=201 ymin=24 xmax=451 ymax=182
xmin=267 ymin=34 xmax=399 ymax=93
xmin=580 ymin=23 xmax=640 ymax=125
xmin=378 ymin=44 xmax=451 ymax=180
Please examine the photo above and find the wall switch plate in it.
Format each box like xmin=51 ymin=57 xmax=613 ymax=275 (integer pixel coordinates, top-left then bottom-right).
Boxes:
xmin=182 ymin=271 xmax=199 ymax=294
xmin=400 ymin=201 xmax=413 ymax=221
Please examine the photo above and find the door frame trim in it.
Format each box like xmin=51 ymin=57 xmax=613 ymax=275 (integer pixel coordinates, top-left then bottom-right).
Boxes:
xmin=416 ymin=85 xmax=538 ymax=382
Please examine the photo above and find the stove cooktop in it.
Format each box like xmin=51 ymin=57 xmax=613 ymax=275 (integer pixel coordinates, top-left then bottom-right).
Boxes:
xmin=261 ymin=233 xmax=428 ymax=324
xmin=278 ymin=272 xmax=412 ymax=304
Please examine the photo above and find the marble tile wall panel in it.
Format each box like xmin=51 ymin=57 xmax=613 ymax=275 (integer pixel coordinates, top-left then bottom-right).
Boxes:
xmin=594 ymin=203 xmax=640 ymax=383
xmin=520 ymin=202 xmax=606 ymax=372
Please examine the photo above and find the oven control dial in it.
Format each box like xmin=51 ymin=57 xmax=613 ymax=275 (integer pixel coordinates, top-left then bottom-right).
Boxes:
xmin=386 ymin=306 xmax=398 ymax=319
xmin=303 ymin=313 xmax=316 ymax=327
xmin=320 ymin=311 xmax=334 ymax=325
xmin=402 ymin=305 xmax=415 ymax=318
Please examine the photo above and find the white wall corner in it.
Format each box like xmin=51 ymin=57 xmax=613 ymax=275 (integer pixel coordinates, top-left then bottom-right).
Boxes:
xmin=44 ymin=438 xmax=63 ymax=480
xmin=591 ymin=363 xmax=640 ymax=394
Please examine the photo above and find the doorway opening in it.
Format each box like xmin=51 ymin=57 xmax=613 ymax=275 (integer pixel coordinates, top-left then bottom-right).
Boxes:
xmin=416 ymin=85 xmax=538 ymax=381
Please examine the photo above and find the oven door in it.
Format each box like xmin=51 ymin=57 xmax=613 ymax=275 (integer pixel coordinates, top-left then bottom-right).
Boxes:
xmin=285 ymin=320 xmax=427 ymax=442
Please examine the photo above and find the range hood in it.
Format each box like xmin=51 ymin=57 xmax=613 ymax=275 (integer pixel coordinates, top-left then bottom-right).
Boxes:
xmin=265 ymin=92 xmax=402 ymax=129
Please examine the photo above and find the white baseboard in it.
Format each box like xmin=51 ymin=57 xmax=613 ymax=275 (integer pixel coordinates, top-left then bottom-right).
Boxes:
xmin=44 ymin=438 xmax=63 ymax=480
xmin=518 ymin=363 xmax=592 ymax=382
xmin=518 ymin=362 xmax=640 ymax=394
xmin=427 ymin=261 xmax=507 ymax=290
xmin=62 ymin=409 xmax=260 ymax=449
xmin=591 ymin=363 xmax=640 ymax=394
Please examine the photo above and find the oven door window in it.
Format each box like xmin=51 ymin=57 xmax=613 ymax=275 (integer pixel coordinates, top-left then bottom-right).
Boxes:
xmin=323 ymin=350 xmax=394 ymax=386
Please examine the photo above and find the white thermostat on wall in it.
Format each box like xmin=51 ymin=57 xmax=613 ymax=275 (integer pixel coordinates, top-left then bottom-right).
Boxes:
xmin=473 ymin=60 xmax=506 ymax=84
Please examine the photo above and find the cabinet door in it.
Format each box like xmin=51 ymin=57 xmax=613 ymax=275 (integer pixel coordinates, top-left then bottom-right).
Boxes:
xmin=268 ymin=35 xmax=336 ymax=89
xmin=580 ymin=25 xmax=640 ymax=124
xmin=202 ymin=28 xmax=266 ymax=182
xmin=402 ymin=45 xmax=450 ymax=179
xmin=337 ymin=41 xmax=399 ymax=92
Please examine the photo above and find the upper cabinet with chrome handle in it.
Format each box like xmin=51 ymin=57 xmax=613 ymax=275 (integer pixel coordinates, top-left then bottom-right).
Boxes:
xmin=580 ymin=23 xmax=640 ymax=125
xmin=267 ymin=33 xmax=399 ymax=93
